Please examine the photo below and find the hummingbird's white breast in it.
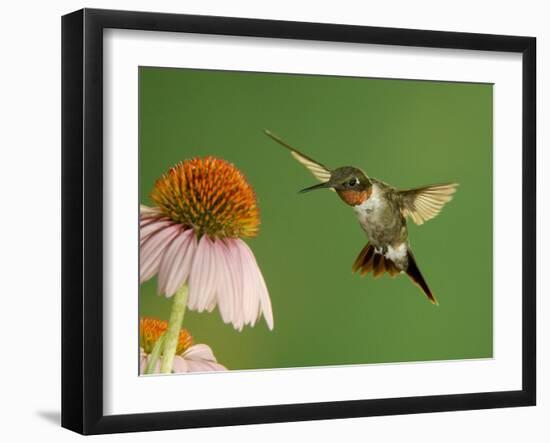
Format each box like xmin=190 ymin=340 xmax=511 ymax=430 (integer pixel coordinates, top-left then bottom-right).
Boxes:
xmin=352 ymin=183 xmax=407 ymax=257
xmin=353 ymin=184 xmax=385 ymax=227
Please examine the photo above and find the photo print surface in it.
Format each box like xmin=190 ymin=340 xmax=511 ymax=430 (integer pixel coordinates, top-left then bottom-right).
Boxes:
xmin=138 ymin=67 xmax=493 ymax=375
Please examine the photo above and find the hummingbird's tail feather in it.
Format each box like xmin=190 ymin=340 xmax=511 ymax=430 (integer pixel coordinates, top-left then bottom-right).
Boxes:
xmin=405 ymin=249 xmax=438 ymax=305
xmin=352 ymin=243 xmax=437 ymax=305
xmin=352 ymin=243 xmax=400 ymax=279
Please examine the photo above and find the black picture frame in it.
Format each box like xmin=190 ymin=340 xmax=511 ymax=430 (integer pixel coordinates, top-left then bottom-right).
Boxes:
xmin=61 ymin=8 xmax=536 ymax=435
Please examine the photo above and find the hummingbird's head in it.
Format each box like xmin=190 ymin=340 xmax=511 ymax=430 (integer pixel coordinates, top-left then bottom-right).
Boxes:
xmin=300 ymin=167 xmax=372 ymax=206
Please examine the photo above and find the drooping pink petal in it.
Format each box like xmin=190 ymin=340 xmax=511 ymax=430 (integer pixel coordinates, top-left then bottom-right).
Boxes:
xmin=140 ymin=356 xmax=147 ymax=375
xmin=139 ymin=348 xmax=148 ymax=375
xmin=140 ymin=219 xmax=174 ymax=245
xmin=172 ymin=355 xmax=188 ymax=373
xmin=234 ymin=239 xmax=261 ymax=328
xmin=140 ymin=225 xmax=180 ymax=283
xmin=174 ymin=345 xmax=227 ymax=373
xmin=183 ymin=343 xmax=216 ymax=361
xmin=188 ymin=236 xmax=217 ymax=312
xmin=223 ymin=239 xmax=245 ymax=331
xmin=200 ymin=247 xmax=219 ymax=312
xmin=139 ymin=353 xmax=161 ymax=374
xmin=185 ymin=360 xmax=227 ymax=372
xmin=157 ymin=229 xmax=197 ymax=297
xmin=211 ymin=239 xmax=235 ymax=324
xmin=206 ymin=300 xmax=216 ymax=313
xmin=141 ymin=345 xmax=226 ymax=374
xmin=140 ymin=214 xmax=170 ymax=228
xmin=182 ymin=344 xmax=227 ymax=372
xmin=197 ymin=238 xmax=222 ymax=313
xmin=184 ymin=360 xmax=209 ymax=372
xmin=236 ymin=239 xmax=274 ymax=330
xmin=256 ymin=264 xmax=274 ymax=331
xmin=238 ymin=239 xmax=273 ymax=330
xmin=140 ymin=217 xmax=158 ymax=229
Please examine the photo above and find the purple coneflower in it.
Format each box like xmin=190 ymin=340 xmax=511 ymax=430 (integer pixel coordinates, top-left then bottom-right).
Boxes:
xmin=140 ymin=157 xmax=273 ymax=373
xmin=140 ymin=317 xmax=226 ymax=374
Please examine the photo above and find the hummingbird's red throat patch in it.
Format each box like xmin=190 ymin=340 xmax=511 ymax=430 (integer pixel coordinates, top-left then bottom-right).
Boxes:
xmin=337 ymin=188 xmax=372 ymax=206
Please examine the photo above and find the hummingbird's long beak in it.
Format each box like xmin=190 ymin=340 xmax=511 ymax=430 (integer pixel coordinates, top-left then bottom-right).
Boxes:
xmin=299 ymin=181 xmax=333 ymax=193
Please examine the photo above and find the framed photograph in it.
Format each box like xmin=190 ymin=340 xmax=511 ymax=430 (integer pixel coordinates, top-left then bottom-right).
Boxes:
xmin=61 ymin=8 xmax=536 ymax=435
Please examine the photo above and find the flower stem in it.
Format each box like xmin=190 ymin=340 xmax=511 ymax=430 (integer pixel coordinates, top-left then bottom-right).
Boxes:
xmin=160 ymin=283 xmax=188 ymax=373
xmin=144 ymin=333 xmax=165 ymax=375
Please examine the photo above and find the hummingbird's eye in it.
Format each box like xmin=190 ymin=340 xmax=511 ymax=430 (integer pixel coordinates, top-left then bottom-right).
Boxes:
xmin=347 ymin=178 xmax=359 ymax=187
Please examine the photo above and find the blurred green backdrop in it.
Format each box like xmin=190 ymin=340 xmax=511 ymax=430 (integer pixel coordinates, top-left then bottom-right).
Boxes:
xmin=139 ymin=67 xmax=493 ymax=370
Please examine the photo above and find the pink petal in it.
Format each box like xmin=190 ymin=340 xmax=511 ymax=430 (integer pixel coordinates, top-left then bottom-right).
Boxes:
xmin=206 ymin=300 xmax=216 ymax=312
xmin=157 ymin=229 xmax=197 ymax=297
xmin=139 ymin=352 xmax=162 ymax=375
xmin=257 ymin=266 xmax=274 ymax=330
xmin=183 ymin=344 xmax=217 ymax=362
xmin=140 ymin=219 xmax=174 ymax=245
xmin=183 ymin=344 xmax=227 ymax=372
xmin=188 ymin=236 xmax=217 ymax=312
xmin=185 ymin=360 xmax=226 ymax=372
xmin=239 ymin=240 xmax=274 ymax=330
xmin=237 ymin=239 xmax=274 ymax=330
xmin=140 ymin=225 xmax=180 ymax=283
xmin=140 ymin=356 xmax=148 ymax=375
xmin=197 ymin=239 xmax=222 ymax=313
xmin=234 ymin=240 xmax=261 ymax=327
xmin=172 ymin=355 xmax=188 ymax=373
xmin=207 ymin=362 xmax=227 ymax=371
xmin=169 ymin=344 xmax=228 ymax=373
xmin=211 ymin=239 xmax=234 ymax=324
xmin=139 ymin=348 xmax=148 ymax=375
xmin=224 ymin=239 xmax=245 ymax=331
xmin=140 ymin=214 xmax=169 ymax=228
xmin=212 ymin=362 xmax=227 ymax=371
xmin=140 ymin=217 xmax=157 ymax=229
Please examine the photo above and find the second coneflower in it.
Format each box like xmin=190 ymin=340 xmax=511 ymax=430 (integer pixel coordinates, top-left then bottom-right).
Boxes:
xmin=140 ymin=317 xmax=226 ymax=374
xmin=140 ymin=156 xmax=273 ymax=373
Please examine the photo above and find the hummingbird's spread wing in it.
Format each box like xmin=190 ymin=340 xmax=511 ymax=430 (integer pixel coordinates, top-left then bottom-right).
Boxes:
xmin=289 ymin=150 xmax=332 ymax=182
xmin=264 ymin=129 xmax=331 ymax=182
xmin=400 ymin=183 xmax=458 ymax=225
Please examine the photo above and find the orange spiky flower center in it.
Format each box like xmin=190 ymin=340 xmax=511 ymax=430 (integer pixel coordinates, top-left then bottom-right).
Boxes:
xmin=140 ymin=317 xmax=193 ymax=355
xmin=150 ymin=156 xmax=260 ymax=238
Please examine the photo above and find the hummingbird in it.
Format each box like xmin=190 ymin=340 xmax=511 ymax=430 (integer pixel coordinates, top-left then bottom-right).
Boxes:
xmin=264 ymin=129 xmax=458 ymax=305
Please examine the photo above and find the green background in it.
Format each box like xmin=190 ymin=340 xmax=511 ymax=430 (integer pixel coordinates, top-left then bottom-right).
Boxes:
xmin=139 ymin=67 xmax=493 ymax=370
